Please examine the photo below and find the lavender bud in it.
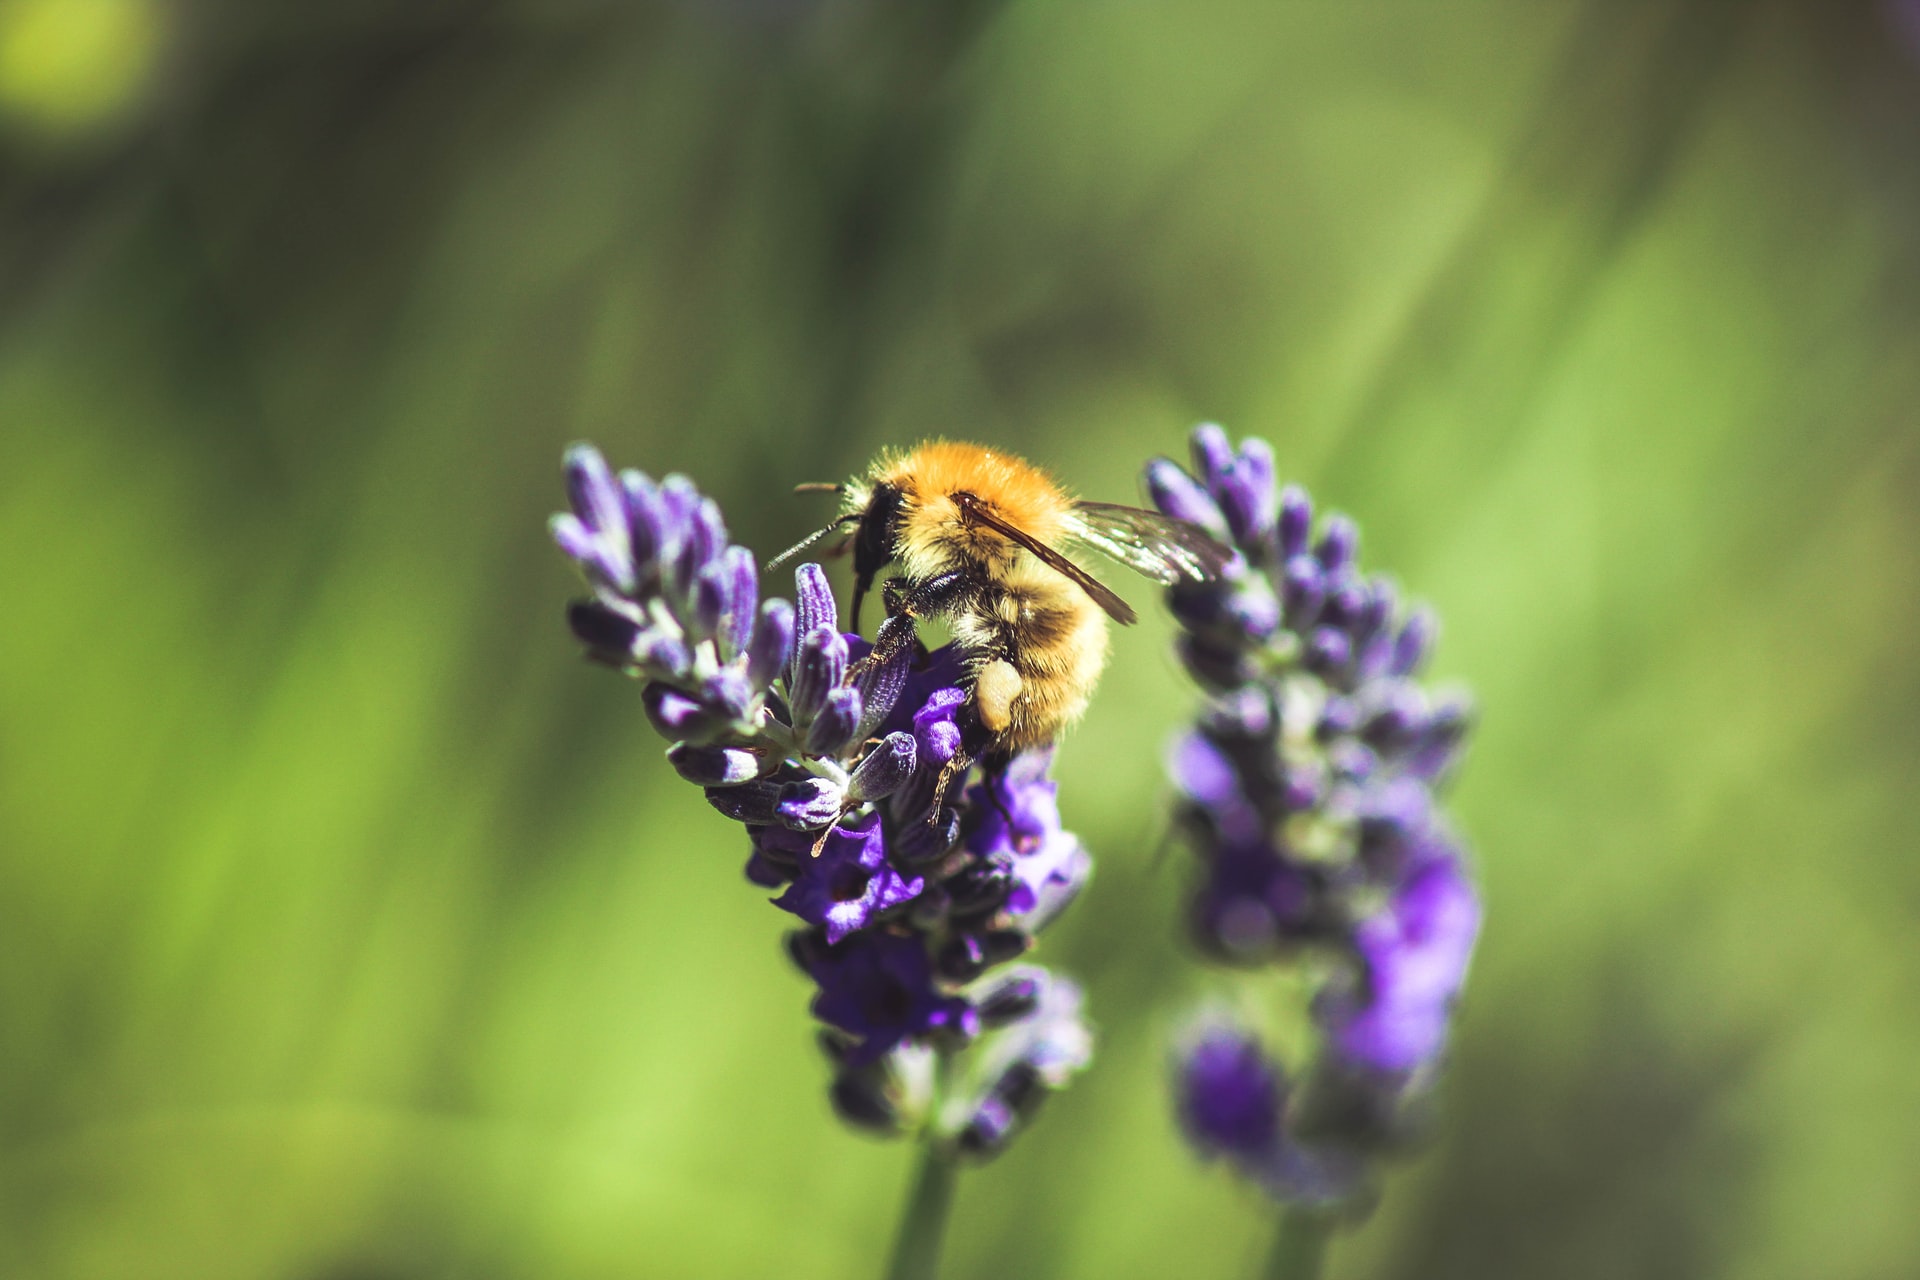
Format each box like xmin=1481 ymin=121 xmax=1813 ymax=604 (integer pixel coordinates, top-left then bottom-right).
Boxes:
xmin=680 ymin=495 xmax=729 ymax=588
xmin=1146 ymin=457 xmax=1230 ymax=539
xmin=654 ymin=475 xmax=701 ymax=586
xmin=793 ymin=563 xmax=839 ymax=649
xmin=853 ymin=642 xmax=913 ymax=740
xmin=788 ymin=627 xmax=849 ymax=725
xmin=956 ymin=1062 xmax=1043 ymax=1156
xmin=1305 ymin=627 xmax=1351 ymax=674
xmin=1391 ymin=608 xmax=1436 ymax=677
xmin=1223 ymin=577 xmax=1282 ymax=641
xmin=1277 ymin=484 xmax=1313 ymax=558
xmin=1177 ymin=1024 xmax=1284 ymax=1161
xmin=1199 ymin=686 xmax=1274 ymax=740
xmin=566 ymin=600 xmax=640 ymax=659
xmin=1409 ymin=698 xmax=1472 ymax=779
xmin=977 ymin=972 xmax=1043 ymax=1028
xmin=703 ymin=666 xmax=756 ymax=722
xmin=632 ymin=628 xmax=692 ymax=678
xmin=619 ymin=470 xmax=664 ymax=573
xmin=562 ymin=445 xmax=630 ymax=569
xmin=1218 ymin=438 xmax=1278 ymax=547
xmin=1177 ymin=633 xmax=1258 ymax=691
xmin=936 ymin=929 xmax=1029 ymax=983
xmin=777 ymin=777 xmax=846 ymax=830
xmin=1320 ymin=578 xmax=1367 ymax=629
xmin=1190 ymin=422 xmax=1236 ymax=494
xmin=643 ymin=683 xmax=728 ymax=742
xmin=744 ymin=849 xmax=794 ymax=888
xmin=946 ymin=859 xmax=1017 ymax=920
xmin=1355 ymin=631 xmax=1398 ymax=683
xmin=893 ymin=806 xmax=962 ymax=864
xmin=1316 ymin=515 xmax=1358 ymax=576
xmin=848 ymin=732 xmax=917 ymax=803
xmin=805 ymin=686 xmax=864 ymax=756
xmin=829 ymin=1070 xmax=899 ymax=1133
xmin=668 ymin=742 xmax=764 ymax=785
xmin=548 ymin=512 xmax=607 ymax=584
xmin=718 ymin=545 xmax=759 ymax=659
xmin=690 ymin=560 xmax=729 ymax=641
xmin=1317 ymin=695 xmax=1360 ymax=739
xmin=1280 ymin=554 xmax=1326 ymax=629
xmin=1361 ymin=685 xmax=1429 ymax=751
xmin=745 ymin=599 xmax=795 ymax=691
xmin=706 ymin=780 xmax=783 ymax=824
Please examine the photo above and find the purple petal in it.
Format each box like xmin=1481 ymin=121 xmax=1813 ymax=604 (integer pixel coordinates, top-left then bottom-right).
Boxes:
xmin=1176 ymin=1023 xmax=1284 ymax=1161
xmin=1321 ymin=854 xmax=1480 ymax=1073
xmin=913 ymin=687 xmax=967 ymax=766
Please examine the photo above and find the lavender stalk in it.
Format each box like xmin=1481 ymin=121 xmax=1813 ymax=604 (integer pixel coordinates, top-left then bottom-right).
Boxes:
xmin=1151 ymin=425 xmax=1482 ymax=1259
xmin=551 ymin=444 xmax=1095 ymax=1275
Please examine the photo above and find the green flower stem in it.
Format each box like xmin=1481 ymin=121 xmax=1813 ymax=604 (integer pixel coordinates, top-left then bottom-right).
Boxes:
xmin=1262 ymin=1206 xmax=1333 ymax=1280
xmin=883 ymin=1137 xmax=959 ymax=1280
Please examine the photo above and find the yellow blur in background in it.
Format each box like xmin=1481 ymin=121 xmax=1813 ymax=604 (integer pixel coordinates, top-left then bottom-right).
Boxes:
xmin=0 ymin=0 xmax=161 ymax=137
xmin=1 ymin=2 xmax=1918 ymax=1278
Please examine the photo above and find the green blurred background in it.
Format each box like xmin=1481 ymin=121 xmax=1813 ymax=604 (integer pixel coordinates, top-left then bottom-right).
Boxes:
xmin=3 ymin=1 xmax=1918 ymax=1276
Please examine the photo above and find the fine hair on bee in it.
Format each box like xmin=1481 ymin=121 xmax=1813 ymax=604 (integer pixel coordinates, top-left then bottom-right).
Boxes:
xmin=781 ymin=441 xmax=1234 ymax=821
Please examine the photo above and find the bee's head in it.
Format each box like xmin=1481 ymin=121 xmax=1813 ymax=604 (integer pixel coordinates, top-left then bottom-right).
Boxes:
xmin=769 ymin=478 xmax=903 ymax=633
xmin=846 ymin=481 xmax=903 ymax=629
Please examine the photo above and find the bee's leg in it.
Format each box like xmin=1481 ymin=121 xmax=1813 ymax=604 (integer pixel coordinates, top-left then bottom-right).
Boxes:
xmin=926 ymin=704 xmax=1000 ymax=823
xmin=928 ymin=747 xmax=973 ymax=821
xmin=855 ymin=572 xmax=971 ymax=675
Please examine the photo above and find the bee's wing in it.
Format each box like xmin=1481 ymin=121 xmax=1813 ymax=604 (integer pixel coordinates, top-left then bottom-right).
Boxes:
xmin=954 ymin=493 xmax=1140 ymax=625
xmin=1068 ymin=502 xmax=1237 ymax=585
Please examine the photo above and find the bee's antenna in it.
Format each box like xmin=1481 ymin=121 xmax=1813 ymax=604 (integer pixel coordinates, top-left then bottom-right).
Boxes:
xmin=793 ymin=482 xmax=843 ymax=495
xmin=765 ymin=514 xmax=860 ymax=572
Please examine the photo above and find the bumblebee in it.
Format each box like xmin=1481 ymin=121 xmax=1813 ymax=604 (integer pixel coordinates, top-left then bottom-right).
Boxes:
xmin=778 ymin=441 xmax=1232 ymax=779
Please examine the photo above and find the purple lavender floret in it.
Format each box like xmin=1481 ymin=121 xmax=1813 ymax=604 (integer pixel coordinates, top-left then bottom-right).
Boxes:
xmin=1175 ymin=1020 xmax=1370 ymax=1206
xmin=808 ymin=930 xmax=979 ymax=1066
xmin=1151 ymin=425 xmax=1480 ymax=1211
xmin=774 ymin=814 xmax=924 ymax=944
xmin=552 ymin=443 xmax=1092 ymax=1153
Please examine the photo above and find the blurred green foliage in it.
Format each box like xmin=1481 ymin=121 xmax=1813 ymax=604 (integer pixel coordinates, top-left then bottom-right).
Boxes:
xmin=2 ymin=1 xmax=1918 ymax=1277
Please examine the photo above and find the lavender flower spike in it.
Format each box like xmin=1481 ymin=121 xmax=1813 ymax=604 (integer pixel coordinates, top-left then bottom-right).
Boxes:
xmin=1151 ymin=424 xmax=1481 ymax=1217
xmin=551 ymin=443 xmax=1094 ymax=1162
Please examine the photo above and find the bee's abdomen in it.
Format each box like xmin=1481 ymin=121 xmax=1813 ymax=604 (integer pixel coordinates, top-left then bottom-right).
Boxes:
xmin=970 ymin=585 xmax=1110 ymax=752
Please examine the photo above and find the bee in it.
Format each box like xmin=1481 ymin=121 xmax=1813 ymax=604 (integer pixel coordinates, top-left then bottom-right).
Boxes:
xmin=774 ymin=441 xmax=1233 ymax=793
